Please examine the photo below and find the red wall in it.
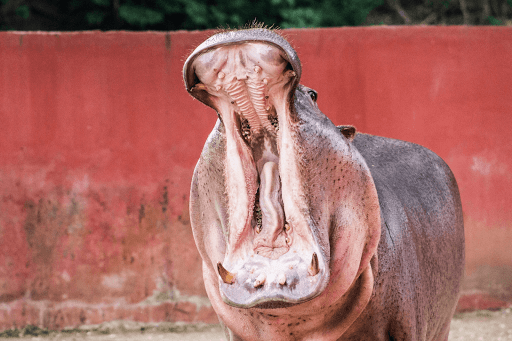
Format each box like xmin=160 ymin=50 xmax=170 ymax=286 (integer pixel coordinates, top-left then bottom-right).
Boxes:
xmin=0 ymin=27 xmax=511 ymax=330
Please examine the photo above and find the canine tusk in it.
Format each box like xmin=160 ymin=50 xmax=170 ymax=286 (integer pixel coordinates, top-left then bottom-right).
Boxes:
xmin=217 ymin=262 xmax=236 ymax=284
xmin=308 ymin=253 xmax=320 ymax=276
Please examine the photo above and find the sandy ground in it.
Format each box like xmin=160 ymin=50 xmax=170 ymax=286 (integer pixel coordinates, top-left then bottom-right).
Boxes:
xmin=449 ymin=309 xmax=512 ymax=340
xmin=5 ymin=308 xmax=512 ymax=340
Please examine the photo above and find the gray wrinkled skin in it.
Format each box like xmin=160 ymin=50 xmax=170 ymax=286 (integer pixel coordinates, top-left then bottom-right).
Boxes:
xmin=183 ymin=27 xmax=464 ymax=341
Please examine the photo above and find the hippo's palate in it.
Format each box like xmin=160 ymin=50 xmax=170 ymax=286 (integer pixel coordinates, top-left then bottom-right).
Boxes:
xmin=190 ymin=42 xmax=294 ymax=138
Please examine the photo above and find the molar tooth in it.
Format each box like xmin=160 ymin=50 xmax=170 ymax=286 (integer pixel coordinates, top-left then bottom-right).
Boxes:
xmin=254 ymin=273 xmax=266 ymax=288
xmin=284 ymin=223 xmax=291 ymax=231
xmin=265 ymin=105 xmax=271 ymax=112
xmin=286 ymin=70 xmax=296 ymax=77
xmin=254 ymin=65 xmax=261 ymax=73
xmin=218 ymin=71 xmax=225 ymax=79
xmin=278 ymin=273 xmax=286 ymax=285
xmin=256 ymin=226 xmax=261 ymax=234
xmin=263 ymin=78 xmax=268 ymax=85
xmin=308 ymin=253 xmax=320 ymax=276
xmin=217 ymin=262 xmax=236 ymax=284
xmin=285 ymin=237 xmax=291 ymax=244
xmin=216 ymin=85 xmax=222 ymax=91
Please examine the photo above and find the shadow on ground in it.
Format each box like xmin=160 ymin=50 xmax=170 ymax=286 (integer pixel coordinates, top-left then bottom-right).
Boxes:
xmin=2 ymin=308 xmax=511 ymax=340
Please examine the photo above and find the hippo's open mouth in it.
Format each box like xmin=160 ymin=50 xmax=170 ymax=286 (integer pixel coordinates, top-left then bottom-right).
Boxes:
xmin=184 ymin=30 xmax=329 ymax=308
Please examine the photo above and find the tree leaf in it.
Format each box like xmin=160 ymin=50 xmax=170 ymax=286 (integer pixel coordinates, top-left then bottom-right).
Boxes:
xmin=15 ymin=5 xmax=30 ymax=19
xmin=91 ymin=0 xmax=110 ymax=7
xmin=119 ymin=5 xmax=165 ymax=27
xmin=86 ymin=10 xmax=107 ymax=25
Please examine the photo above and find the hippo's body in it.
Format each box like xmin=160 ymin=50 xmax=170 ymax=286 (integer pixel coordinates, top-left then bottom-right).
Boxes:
xmin=183 ymin=26 xmax=464 ymax=341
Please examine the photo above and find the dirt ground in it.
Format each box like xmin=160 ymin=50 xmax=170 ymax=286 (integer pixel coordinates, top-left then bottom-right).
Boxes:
xmin=4 ymin=308 xmax=512 ymax=340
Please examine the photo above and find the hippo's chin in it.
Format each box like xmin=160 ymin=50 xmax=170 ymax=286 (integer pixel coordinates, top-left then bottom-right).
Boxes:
xmin=219 ymin=251 xmax=329 ymax=308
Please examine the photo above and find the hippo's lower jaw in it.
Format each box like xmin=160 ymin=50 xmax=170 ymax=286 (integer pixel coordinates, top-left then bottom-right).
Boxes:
xmin=218 ymin=249 xmax=328 ymax=308
xmin=185 ymin=33 xmax=331 ymax=308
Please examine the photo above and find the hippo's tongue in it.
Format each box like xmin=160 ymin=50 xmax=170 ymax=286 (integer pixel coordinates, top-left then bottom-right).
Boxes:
xmin=185 ymin=38 xmax=329 ymax=307
xmin=253 ymin=161 xmax=288 ymax=259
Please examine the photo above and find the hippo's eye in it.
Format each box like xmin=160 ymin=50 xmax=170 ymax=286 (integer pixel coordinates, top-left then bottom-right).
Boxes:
xmin=307 ymin=89 xmax=318 ymax=102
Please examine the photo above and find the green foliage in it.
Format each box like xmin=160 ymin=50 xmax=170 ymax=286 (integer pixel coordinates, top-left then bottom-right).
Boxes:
xmin=118 ymin=5 xmax=164 ymax=27
xmin=91 ymin=0 xmax=110 ymax=6
xmin=15 ymin=4 xmax=30 ymax=19
xmin=0 ymin=0 xmax=385 ymax=31
xmin=86 ymin=10 xmax=107 ymax=25
xmin=487 ymin=16 xmax=503 ymax=25
xmin=280 ymin=7 xmax=322 ymax=28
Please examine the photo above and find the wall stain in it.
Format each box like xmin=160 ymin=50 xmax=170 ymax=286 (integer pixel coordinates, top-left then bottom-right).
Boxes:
xmin=160 ymin=185 xmax=168 ymax=213
xmin=165 ymin=33 xmax=171 ymax=51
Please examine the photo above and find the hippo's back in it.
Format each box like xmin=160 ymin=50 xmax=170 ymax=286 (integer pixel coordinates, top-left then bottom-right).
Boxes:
xmin=350 ymin=133 xmax=464 ymax=341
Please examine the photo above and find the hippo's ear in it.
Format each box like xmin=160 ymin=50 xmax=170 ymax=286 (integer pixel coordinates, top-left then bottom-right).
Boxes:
xmin=338 ymin=125 xmax=357 ymax=142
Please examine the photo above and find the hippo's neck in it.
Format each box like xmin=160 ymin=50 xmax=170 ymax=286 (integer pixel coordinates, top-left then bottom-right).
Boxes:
xmin=207 ymin=261 xmax=375 ymax=341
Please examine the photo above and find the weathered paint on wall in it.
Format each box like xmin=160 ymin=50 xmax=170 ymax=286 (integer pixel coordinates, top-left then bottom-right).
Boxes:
xmin=0 ymin=27 xmax=510 ymax=330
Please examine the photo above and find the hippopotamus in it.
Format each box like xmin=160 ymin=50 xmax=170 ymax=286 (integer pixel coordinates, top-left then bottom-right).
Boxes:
xmin=183 ymin=26 xmax=465 ymax=341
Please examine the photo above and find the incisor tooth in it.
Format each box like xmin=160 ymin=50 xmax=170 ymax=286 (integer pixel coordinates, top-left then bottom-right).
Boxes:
xmin=254 ymin=273 xmax=266 ymax=287
xmin=278 ymin=273 xmax=286 ymax=285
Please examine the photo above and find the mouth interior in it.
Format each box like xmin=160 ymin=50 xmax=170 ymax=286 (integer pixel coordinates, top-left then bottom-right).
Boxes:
xmin=190 ymin=42 xmax=327 ymax=307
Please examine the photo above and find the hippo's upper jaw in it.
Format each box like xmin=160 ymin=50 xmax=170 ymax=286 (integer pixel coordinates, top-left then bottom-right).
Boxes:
xmin=184 ymin=29 xmax=334 ymax=308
